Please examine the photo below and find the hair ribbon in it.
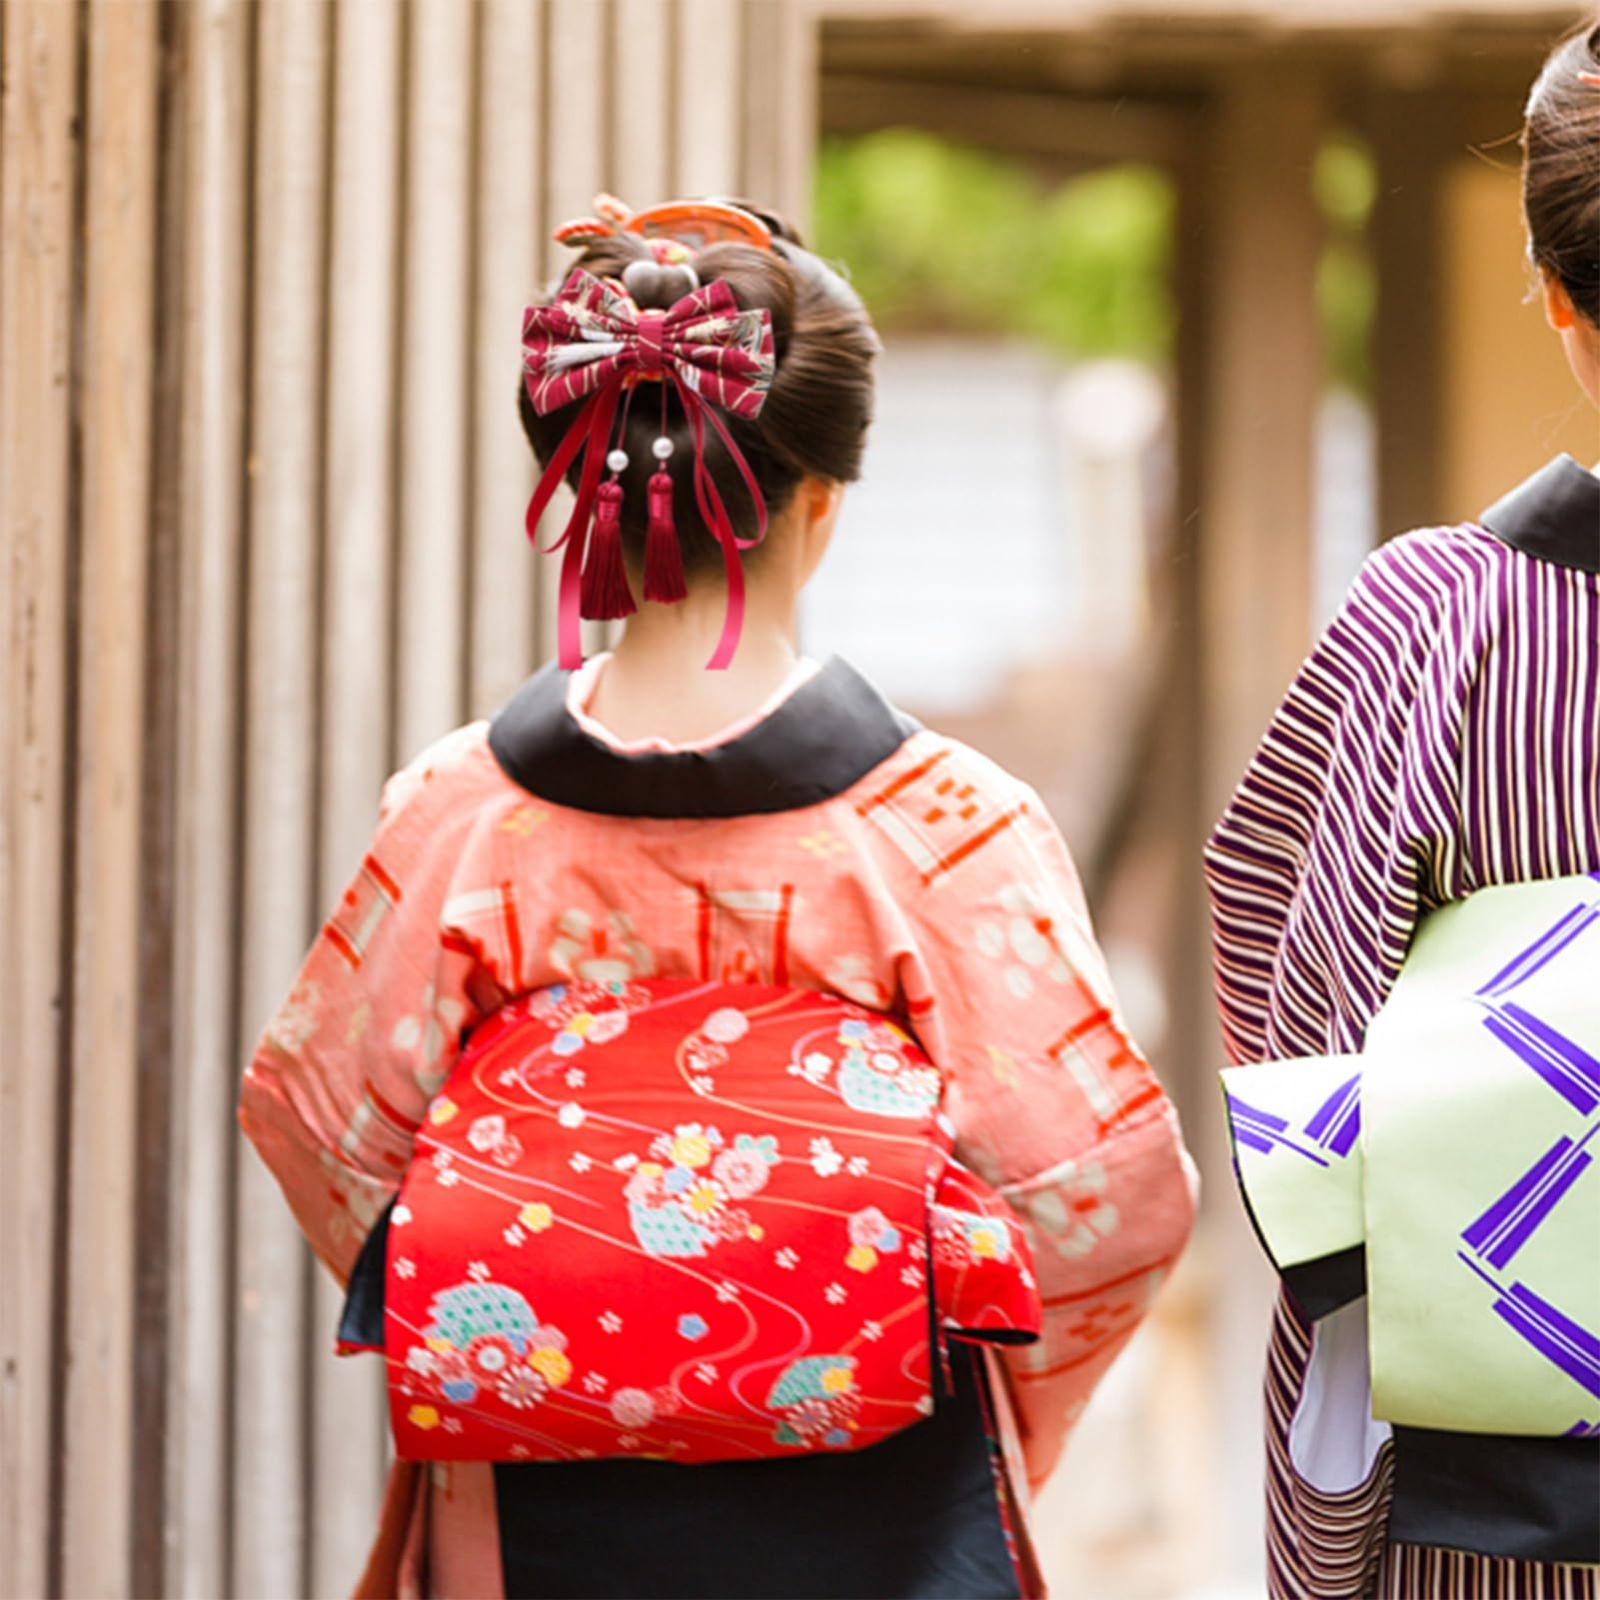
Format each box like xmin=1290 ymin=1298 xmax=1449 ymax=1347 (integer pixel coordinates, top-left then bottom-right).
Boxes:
xmin=521 ymin=267 xmax=776 ymax=670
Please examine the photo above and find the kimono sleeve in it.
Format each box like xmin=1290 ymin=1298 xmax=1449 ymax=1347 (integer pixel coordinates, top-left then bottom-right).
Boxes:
xmin=238 ymin=729 xmax=500 ymax=1283
xmin=895 ymin=777 xmax=1198 ymax=1488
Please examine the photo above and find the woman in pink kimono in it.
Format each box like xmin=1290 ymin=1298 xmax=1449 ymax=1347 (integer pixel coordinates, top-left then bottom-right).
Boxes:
xmin=240 ymin=195 xmax=1196 ymax=1600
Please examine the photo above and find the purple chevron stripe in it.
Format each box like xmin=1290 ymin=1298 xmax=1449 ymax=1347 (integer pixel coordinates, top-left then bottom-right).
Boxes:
xmin=1476 ymin=901 xmax=1599 ymax=999
xmin=1481 ymin=1007 xmax=1600 ymax=1115
xmin=1565 ymin=1419 xmax=1600 ymax=1438
xmin=1302 ymin=1073 xmax=1361 ymax=1156
xmin=1501 ymin=1282 xmax=1600 ymax=1399
xmin=1461 ymin=1132 xmax=1594 ymax=1267
xmin=1460 ymin=1254 xmax=1600 ymax=1399
xmin=1228 ymin=1097 xmax=1331 ymax=1165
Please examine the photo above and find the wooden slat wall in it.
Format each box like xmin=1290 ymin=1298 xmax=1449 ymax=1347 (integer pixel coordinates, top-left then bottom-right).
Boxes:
xmin=0 ymin=2 xmax=815 ymax=1594
xmin=0 ymin=6 xmax=79 ymax=1598
xmin=65 ymin=8 xmax=162 ymax=1597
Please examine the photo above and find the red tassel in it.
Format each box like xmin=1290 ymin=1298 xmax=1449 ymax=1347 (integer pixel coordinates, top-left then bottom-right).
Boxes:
xmin=580 ymin=482 xmax=636 ymax=620
xmin=643 ymin=471 xmax=688 ymax=604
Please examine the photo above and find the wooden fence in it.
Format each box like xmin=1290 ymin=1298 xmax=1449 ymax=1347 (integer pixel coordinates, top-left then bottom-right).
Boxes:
xmin=0 ymin=3 xmax=812 ymax=1595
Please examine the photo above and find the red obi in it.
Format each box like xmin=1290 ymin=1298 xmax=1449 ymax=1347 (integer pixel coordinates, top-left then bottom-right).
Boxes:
xmin=355 ymin=979 xmax=1040 ymax=1464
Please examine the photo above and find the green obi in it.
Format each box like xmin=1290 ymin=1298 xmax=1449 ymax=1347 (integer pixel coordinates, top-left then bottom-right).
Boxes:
xmin=1222 ymin=874 xmax=1600 ymax=1437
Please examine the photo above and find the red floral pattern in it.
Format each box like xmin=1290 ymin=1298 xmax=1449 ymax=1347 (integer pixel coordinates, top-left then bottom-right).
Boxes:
xmin=373 ymin=979 xmax=1040 ymax=1463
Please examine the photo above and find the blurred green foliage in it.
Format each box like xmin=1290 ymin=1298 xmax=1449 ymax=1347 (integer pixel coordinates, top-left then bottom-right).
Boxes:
xmin=812 ymin=129 xmax=1174 ymax=362
xmin=1315 ymin=130 xmax=1378 ymax=393
xmin=813 ymin=124 xmax=1378 ymax=391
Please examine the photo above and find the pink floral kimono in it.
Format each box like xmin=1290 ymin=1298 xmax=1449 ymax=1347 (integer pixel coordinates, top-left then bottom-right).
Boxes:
xmin=241 ymin=654 xmax=1197 ymax=1598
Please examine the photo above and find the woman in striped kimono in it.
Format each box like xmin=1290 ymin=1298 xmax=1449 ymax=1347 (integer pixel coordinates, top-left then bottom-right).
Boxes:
xmin=1206 ymin=25 xmax=1600 ymax=1600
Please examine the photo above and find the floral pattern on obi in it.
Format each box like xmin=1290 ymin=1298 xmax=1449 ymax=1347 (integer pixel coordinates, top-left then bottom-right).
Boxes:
xmin=375 ymin=979 xmax=1041 ymax=1463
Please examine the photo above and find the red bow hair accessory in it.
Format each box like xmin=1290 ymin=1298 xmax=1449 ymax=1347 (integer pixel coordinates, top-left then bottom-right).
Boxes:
xmin=521 ymin=266 xmax=776 ymax=670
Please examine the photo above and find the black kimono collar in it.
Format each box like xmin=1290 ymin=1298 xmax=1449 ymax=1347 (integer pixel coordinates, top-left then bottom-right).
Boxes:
xmin=1479 ymin=455 xmax=1600 ymax=576
xmin=488 ymin=656 xmax=920 ymax=819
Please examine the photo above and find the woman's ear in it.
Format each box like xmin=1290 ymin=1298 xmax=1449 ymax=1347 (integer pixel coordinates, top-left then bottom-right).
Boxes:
xmin=796 ymin=476 xmax=844 ymax=586
xmin=1542 ymin=269 xmax=1578 ymax=331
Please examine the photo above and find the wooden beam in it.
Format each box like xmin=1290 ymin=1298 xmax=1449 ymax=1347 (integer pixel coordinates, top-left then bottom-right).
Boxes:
xmin=168 ymin=2 xmax=251 ymax=1595
xmin=233 ymin=3 xmax=327 ymax=1593
xmin=467 ymin=0 xmax=543 ymax=719
xmin=819 ymin=74 xmax=1190 ymax=167
xmin=63 ymin=4 xmax=160 ymax=1594
xmin=395 ymin=0 xmax=473 ymax=762
xmin=0 ymin=5 xmax=79 ymax=1595
xmin=541 ymin=0 xmax=608 ymax=662
xmin=309 ymin=1 xmax=403 ymax=1590
xmin=677 ymin=0 xmax=742 ymax=194
xmin=742 ymin=0 xmax=818 ymax=225
xmin=1199 ymin=70 xmax=1324 ymax=813
xmin=1365 ymin=87 xmax=1451 ymax=541
xmin=613 ymin=0 xmax=672 ymax=205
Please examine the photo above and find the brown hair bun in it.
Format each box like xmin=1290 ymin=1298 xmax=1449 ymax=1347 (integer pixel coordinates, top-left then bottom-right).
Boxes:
xmin=520 ymin=203 xmax=880 ymax=578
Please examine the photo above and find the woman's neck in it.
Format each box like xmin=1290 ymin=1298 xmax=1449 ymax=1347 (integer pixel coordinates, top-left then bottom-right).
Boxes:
xmin=584 ymin=586 xmax=804 ymax=746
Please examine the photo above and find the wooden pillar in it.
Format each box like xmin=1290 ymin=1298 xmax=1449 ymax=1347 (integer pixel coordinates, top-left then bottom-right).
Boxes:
xmin=1193 ymin=71 xmax=1325 ymax=1586
xmin=1366 ymin=88 xmax=1450 ymax=542
xmin=1200 ymin=72 xmax=1324 ymax=814
xmin=394 ymin=0 xmax=474 ymax=763
xmin=676 ymin=0 xmax=742 ymax=196
xmin=233 ymin=4 xmax=328 ymax=1594
xmin=309 ymin=1 xmax=403 ymax=1591
xmin=0 ymin=5 xmax=80 ymax=1595
xmin=741 ymin=0 xmax=817 ymax=225
xmin=62 ymin=7 xmax=162 ymax=1596
xmin=467 ymin=0 xmax=543 ymax=719
xmin=169 ymin=3 xmax=251 ymax=1596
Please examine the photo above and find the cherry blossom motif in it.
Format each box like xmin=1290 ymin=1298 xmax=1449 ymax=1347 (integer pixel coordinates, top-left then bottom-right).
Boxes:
xmin=557 ymin=1102 xmax=586 ymax=1129
xmin=582 ymin=1372 xmax=609 ymax=1394
xmin=809 ymin=1137 xmax=843 ymax=1178
xmin=1022 ymin=1160 xmax=1121 ymax=1258
xmin=549 ymin=908 xmax=655 ymax=985
xmin=268 ymin=980 xmax=322 ymax=1053
xmin=824 ymin=952 xmax=892 ymax=1009
xmin=611 ymin=1388 xmax=655 ymax=1429
xmin=973 ymin=882 xmax=1073 ymax=1001
xmin=701 ymin=1007 xmax=750 ymax=1044
xmin=467 ymin=1114 xmax=507 ymax=1152
xmin=824 ymin=1282 xmax=848 ymax=1305
xmin=684 ymin=1036 xmax=729 ymax=1075
xmin=466 ymin=1113 xmax=525 ymax=1168
xmin=847 ymin=1206 xmax=901 ymax=1252
xmin=791 ymin=1051 xmax=832 ymax=1086
xmin=585 ymin=1008 xmax=630 ymax=1046
xmin=391 ymin=984 xmax=470 ymax=1094
xmin=711 ymin=1133 xmax=778 ymax=1199
xmin=499 ymin=1363 xmax=550 ymax=1414
xmin=774 ymin=1247 xmax=800 ymax=1270
xmin=599 ymin=1310 xmax=623 ymax=1333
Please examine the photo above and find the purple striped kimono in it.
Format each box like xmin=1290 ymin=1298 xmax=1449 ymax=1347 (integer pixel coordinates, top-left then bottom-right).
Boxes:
xmin=1206 ymin=457 xmax=1600 ymax=1598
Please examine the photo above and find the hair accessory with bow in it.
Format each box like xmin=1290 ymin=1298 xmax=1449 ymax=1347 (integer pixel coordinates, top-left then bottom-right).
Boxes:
xmin=522 ymin=265 xmax=776 ymax=670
